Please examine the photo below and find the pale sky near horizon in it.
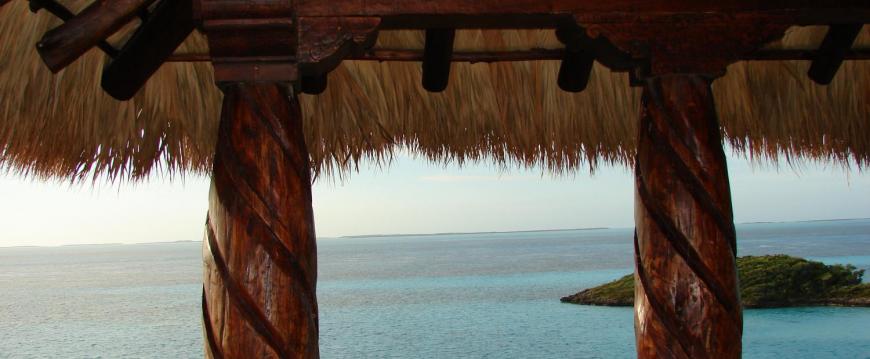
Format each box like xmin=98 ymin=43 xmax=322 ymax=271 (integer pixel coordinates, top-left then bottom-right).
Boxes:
xmin=1 ymin=151 xmax=869 ymax=247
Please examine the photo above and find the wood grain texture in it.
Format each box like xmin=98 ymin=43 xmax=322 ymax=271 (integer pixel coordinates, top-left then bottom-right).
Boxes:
xmin=203 ymin=83 xmax=319 ymax=359
xmin=36 ymin=0 xmax=156 ymax=72
xmin=634 ymin=75 xmax=741 ymax=359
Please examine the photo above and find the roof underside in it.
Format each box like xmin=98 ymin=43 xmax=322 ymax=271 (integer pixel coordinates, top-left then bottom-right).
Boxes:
xmin=0 ymin=1 xmax=868 ymax=181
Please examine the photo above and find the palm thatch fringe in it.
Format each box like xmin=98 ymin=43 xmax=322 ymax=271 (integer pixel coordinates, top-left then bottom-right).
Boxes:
xmin=1 ymin=0 xmax=867 ymax=181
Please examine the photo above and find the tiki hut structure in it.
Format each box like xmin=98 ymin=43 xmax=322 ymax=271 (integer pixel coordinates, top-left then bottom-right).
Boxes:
xmin=1 ymin=0 xmax=869 ymax=357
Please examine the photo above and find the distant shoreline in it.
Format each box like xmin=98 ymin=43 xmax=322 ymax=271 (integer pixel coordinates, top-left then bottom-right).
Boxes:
xmin=338 ymin=227 xmax=609 ymax=239
xmin=2 ymin=217 xmax=868 ymax=248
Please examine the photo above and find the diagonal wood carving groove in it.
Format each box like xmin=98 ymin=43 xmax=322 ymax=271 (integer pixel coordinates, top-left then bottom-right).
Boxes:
xmin=202 ymin=287 xmax=226 ymax=359
xmin=633 ymin=232 xmax=691 ymax=358
xmin=636 ymin=172 xmax=741 ymax=326
xmin=204 ymin=83 xmax=319 ymax=358
xmin=206 ymin=219 xmax=298 ymax=358
xmin=238 ymin=87 xmax=313 ymax=186
xmin=645 ymin=81 xmax=738 ymax=254
xmin=212 ymin=156 xmax=318 ymax=319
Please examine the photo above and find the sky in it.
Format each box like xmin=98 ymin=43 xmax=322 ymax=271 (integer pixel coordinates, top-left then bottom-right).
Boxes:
xmin=1 ymin=151 xmax=869 ymax=247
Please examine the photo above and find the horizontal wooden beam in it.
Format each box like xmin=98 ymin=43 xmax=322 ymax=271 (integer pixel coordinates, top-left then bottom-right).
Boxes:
xmin=296 ymin=0 xmax=870 ymax=26
xmin=37 ymin=0 xmax=156 ymax=72
xmin=166 ymin=48 xmax=870 ymax=63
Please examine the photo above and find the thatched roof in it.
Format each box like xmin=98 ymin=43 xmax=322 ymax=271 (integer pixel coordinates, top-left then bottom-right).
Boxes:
xmin=1 ymin=1 xmax=868 ymax=181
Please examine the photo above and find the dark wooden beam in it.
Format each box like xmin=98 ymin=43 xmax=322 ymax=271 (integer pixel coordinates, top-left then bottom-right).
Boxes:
xmin=36 ymin=0 xmax=156 ymax=72
xmin=29 ymin=0 xmax=119 ymax=58
xmin=557 ymin=48 xmax=595 ymax=92
xmin=101 ymin=0 xmax=196 ymax=100
xmin=301 ymin=74 xmax=328 ymax=95
xmin=421 ymin=29 xmax=455 ymax=92
xmin=555 ymin=28 xmax=601 ymax=92
xmin=635 ymin=75 xmax=741 ymax=358
xmin=165 ymin=48 xmax=870 ymax=63
xmin=204 ymin=83 xmax=319 ymax=358
xmin=297 ymin=0 xmax=870 ymax=26
xmin=807 ymin=24 xmax=863 ymax=85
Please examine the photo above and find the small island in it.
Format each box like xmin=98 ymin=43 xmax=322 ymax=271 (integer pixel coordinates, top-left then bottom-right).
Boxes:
xmin=561 ymin=255 xmax=870 ymax=308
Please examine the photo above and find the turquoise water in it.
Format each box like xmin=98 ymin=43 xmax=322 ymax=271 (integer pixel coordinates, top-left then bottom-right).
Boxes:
xmin=1 ymin=219 xmax=870 ymax=358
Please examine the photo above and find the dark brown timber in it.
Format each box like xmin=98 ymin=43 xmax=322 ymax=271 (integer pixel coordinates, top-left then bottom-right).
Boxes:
xmin=634 ymin=75 xmax=741 ymax=358
xmin=301 ymin=74 xmax=328 ymax=95
xmin=37 ymin=0 xmax=156 ymax=72
xmin=102 ymin=0 xmax=196 ymax=100
xmin=421 ymin=29 xmax=455 ymax=92
xmin=203 ymin=83 xmax=319 ymax=359
xmin=808 ymin=24 xmax=863 ymax=85
xmin=28 ymin=0 xmax=119 ymax=57
xmin=164 ymin=48 xmax=870 ymax=64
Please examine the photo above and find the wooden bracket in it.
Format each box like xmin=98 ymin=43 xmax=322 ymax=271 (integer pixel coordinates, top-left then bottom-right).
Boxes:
xmin=579 ymin=14 xmax=790 ymax=77
xmin=808 ymin=24 xmax=863 ymax=85
xmin=297 ymin=16 xmax=381 ymax=77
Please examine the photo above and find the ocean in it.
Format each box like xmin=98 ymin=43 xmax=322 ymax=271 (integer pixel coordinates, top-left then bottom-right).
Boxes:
xmin=1 ymin=219 xmax=869 ymax=358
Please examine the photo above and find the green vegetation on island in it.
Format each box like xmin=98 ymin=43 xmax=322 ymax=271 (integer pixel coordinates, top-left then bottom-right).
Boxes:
xmin=560 ymin=255 xmax=870 ymax=308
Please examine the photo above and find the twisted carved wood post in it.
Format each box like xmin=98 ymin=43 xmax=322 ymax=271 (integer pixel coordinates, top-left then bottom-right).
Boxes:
xmin=202 ymin=83 xmax=319 ymax=359
xmin=633 ymin=75 xmax=741 ymax=358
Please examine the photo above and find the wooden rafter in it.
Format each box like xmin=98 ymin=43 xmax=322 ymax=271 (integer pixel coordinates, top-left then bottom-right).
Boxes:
xmin=36 ymin=0 xmax=158 ymax=72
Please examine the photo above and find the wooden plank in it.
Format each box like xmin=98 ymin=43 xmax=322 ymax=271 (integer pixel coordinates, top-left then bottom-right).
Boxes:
xmin=421 ymin=29 xmax=455 ymax=92
xmin=102 ymin=0 xmax=196 ymax=100
xmin=204 ymin=83 xmax=319 ymax=358
xmin=297 ymin=0 xmax=870 ymax=26
xmin=36 ymin=0 xmax=156 ymax=72
xmin=164 ymin=48 xmax=870 ymax=63
xmin=634 ymin=75 xmax=741 ymax=358
xmin=808 ymin=24 xmax=863 ymax=85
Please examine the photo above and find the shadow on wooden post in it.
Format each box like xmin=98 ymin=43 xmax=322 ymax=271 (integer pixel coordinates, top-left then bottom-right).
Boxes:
xmin=203 ymin=84 xmax=319 ymax=359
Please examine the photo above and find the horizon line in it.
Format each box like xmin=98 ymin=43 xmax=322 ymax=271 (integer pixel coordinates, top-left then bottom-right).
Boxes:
xmin=1 ymin=217 xmax=868 ymax=249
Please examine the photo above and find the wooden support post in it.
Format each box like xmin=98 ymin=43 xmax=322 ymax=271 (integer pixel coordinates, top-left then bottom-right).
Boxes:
xmin=808 ymin=24 xmax=863 ymax=85
xmin=203 ymin=83 xmax=319 ymax=359
xmin=634 ymin=75 xmax=741 ymax=358
xmin=422 ymin=28 xmax=455 ymax=92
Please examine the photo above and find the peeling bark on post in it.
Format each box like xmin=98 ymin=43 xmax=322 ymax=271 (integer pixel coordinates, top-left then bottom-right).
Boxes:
xmin=634 ymin=75 xmax=742 ymax=358
xmin=203 ymin=83 xmax=319 ymax=359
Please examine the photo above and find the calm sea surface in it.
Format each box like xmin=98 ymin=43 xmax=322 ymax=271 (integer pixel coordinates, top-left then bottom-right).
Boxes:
xmin=1 ymin=219 xmax=869 ymax=358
